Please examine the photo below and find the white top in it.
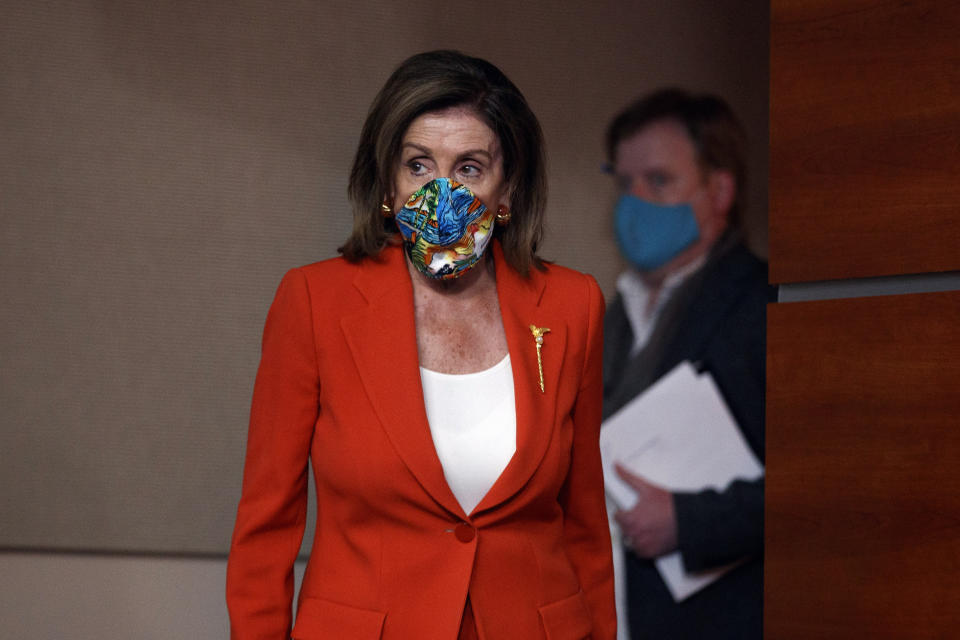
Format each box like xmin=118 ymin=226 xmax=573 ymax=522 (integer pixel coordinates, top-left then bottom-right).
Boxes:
xmin=420 ymin=354 xmax=516 ymax=515
xmin=615 ymin=255 xmax=707 ymax=356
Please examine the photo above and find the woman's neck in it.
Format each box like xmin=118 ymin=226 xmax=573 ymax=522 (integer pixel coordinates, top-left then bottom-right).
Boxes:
xmin=407 ymin=252 xmax=507 ymax=374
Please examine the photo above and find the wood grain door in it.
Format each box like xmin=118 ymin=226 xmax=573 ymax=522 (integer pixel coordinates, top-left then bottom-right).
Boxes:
xmin=766 ymin=1 xmax=960 ymax=637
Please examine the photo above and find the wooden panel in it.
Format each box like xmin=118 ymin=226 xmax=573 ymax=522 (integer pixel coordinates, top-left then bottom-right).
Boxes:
xmin=765 ymin=291 xmax=960 ymax=638
xmin=769 ymin=0 xmax=960 ymax=283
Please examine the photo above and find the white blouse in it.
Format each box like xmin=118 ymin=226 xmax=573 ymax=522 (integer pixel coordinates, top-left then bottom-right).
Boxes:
xmin=419 ymin=354 xmax=517 ymax=515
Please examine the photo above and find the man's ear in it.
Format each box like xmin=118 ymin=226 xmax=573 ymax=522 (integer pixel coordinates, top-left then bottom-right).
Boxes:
xmin=707 ymin=170 xmax=736 ymax=225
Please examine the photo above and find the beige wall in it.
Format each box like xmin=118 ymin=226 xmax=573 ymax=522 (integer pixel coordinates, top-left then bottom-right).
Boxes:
xmin=1 ymin=0 xmax=767 ymax=635
xmin=0 ymin=553 xmax=307 ymax=638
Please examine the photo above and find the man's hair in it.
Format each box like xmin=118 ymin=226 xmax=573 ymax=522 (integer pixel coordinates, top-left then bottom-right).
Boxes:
xmin=340 ymin=50 xmax=547 ymax=276
xmin=606 ymin=88 xmax=748 ymax=227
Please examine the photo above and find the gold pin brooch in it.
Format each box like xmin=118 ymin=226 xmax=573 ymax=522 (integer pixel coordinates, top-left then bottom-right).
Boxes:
xmin=529 ymin=325 xmax=551 ymax=393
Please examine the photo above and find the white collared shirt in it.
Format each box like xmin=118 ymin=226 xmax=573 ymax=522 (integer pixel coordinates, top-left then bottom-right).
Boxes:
xmin=615 ymin=255 xmax=707 ymax=356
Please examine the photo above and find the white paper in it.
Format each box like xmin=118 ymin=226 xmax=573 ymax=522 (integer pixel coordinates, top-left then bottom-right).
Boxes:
xmin=600 ymin=361 xmax=764 ymax=602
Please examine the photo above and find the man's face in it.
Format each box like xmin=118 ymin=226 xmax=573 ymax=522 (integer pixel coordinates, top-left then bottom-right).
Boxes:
xmin=612 ymin=118 xmax=731 ymax=280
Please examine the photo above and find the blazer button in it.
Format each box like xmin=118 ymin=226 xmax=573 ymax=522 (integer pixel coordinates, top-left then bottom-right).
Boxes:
xmin=454 ymin=523 xmax=475 ymax=543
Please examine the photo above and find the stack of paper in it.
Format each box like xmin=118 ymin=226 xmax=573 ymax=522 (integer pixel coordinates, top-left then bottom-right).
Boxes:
xmin=600 ymin=361 xmax=764 ymax=602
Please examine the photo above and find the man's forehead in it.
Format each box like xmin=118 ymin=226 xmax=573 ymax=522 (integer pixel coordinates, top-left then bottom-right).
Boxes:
xmin=614 ymin=119 xmax=697 ymax=171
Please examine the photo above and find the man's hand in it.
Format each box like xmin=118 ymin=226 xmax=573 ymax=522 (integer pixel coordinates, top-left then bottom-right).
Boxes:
xmin=614 ymin=463 xmax=679 ymax=558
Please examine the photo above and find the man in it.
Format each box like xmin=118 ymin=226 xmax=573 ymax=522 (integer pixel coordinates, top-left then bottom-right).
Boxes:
xmin=602 ymin=89 xmax=773 ymax=639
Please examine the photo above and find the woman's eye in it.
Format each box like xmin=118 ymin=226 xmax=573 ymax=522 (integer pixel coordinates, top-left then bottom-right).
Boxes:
xmin=408 ymin=161 xmax=427 ymax=175
xmin=458 ymin=164 xmax=480 ymax=178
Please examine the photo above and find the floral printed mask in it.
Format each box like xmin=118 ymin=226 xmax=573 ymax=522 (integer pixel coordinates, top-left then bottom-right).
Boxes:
xmin=394 ymin=178 xmax=496 ymax=280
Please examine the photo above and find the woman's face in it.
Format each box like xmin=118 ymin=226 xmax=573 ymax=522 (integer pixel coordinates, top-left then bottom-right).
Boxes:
xmin=392 ymin=106 xmax=510 ymax=213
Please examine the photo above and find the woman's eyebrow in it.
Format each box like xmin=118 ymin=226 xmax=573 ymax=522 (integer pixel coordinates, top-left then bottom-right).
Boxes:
xmin=401 ymin=142 xmax=433 ymax=155
xmin=457 ymin=149 xmax=494 ymax=162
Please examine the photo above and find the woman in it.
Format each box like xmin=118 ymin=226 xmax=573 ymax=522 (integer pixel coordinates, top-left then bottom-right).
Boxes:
xmin=226 ymin=50 xmax=615 ymax=640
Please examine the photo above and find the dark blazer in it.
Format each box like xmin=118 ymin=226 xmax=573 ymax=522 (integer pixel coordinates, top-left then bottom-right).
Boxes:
xmin=227 ymin=241 xmax=616 ymax=640
xmin=602 ymin=237 xmax=774 ymax=639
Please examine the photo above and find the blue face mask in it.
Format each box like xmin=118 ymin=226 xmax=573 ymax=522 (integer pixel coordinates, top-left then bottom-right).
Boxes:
xmin=613 ymin=195 xmax=700 ymax=271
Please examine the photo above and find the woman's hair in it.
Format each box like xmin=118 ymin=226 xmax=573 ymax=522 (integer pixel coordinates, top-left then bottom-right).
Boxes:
xmin=605 ymin=88 xmax=748 ymax=230
xmin=340 ymin=50 xmax=547 ymax=275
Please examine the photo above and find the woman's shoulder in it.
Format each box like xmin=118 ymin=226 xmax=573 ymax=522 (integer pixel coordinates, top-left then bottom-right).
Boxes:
xmin=536 ymin=260 xmax=603 ymax=300
xmin=295 ymin=253 xmax=361 ymax=282
xmin=529 ymin=261 xmax=605 ymax=361
xmin=275 ymin=245 xmax=406 ymax=305
xmin=527 ymin=261 xmax=605 ymax=333
xmin=261 ymin=256 xmax=353 ymax=307
xmin=290 ymin=245 xmax=395 ymax=280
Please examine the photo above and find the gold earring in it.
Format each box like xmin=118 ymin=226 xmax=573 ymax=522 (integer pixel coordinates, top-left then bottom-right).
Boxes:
xmin=381 ymin=198 xmax=393 ymax=218
xmin=495 ymin=204 xmax=512 ymax=226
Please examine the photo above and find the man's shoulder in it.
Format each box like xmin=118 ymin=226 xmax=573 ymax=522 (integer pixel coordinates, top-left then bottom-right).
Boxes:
xmin=700 ymin=241 xmax=774 ymax=306
xmin=670 ymin=240 xmax=772 ymax=354
xmin=710 ymin=240 xmax=767 ymax=280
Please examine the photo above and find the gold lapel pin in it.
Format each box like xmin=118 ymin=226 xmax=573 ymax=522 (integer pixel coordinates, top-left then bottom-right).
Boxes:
xmin=529 ymin=325 xmax=551 ymax=393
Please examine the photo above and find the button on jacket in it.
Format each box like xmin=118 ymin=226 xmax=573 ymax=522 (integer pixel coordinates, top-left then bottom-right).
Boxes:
xmin=226 ymin=241 xmax=616 ymax=640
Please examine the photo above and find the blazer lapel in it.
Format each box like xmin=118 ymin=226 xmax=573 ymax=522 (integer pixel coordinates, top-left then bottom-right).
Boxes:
xmin=473 ymin=243 xmax=566 ymax=515
xmin=656 ymin=239 xmax=760 ymax=379
xmin=340 ymin=245 xmax=467 ymax=519
xmin=340 ymin=242 xmax=568 ymax=520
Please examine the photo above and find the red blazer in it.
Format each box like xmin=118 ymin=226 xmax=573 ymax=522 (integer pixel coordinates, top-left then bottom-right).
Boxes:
xmin=227 ymin=241 xmax=615 ymax=640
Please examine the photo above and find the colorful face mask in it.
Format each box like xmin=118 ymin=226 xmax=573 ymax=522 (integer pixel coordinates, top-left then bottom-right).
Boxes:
xmin=613 ymin=194 xmax=700 ymax=271
xmin=395 ymin=178 xmax=496 ymax=280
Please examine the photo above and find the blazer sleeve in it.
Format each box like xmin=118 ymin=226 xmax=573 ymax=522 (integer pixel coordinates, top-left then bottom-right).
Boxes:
xmin=226 ymin=268 xmax=320 ymax=640
xmin=559 ymin=274 xmax=617 ymax=640
xmin=673 ymin=477 xmax=764 ymax=572
xmin=672 ymin=280 xmax=768 ymax=572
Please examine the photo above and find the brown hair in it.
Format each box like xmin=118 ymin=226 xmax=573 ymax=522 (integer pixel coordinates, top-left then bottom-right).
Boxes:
xmin=339 ymin=50 xmax=547 ymax=275
xmin=605 ymin=88 xmax=748 ymax=228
